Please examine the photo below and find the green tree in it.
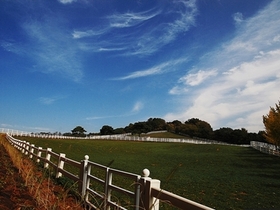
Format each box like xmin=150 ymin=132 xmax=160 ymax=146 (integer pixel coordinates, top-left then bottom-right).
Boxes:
xmin=181 ymin=123 xmax=198 ymax=138
xmin=124 ymin=123 xmax=134 ymax=133
xmin=147 ymin=118 xmax=166 ymax=131
xmin=71 ymin=126 xmax=87 ymax=137
xmin=263 ymin=100 xmax=280 ymax=149
xmin=114 ymin=127 xmax=125 ymax=134
xmin=170 ymin=120 xmax=183 ymax=134
xmin=100 ymin=125 xmax=114 ymax=135
xmin=213 ymin=127 xmax=233 ymax=143
xmin=132 ymin=122 xmax=149 ymax=136
xmin=184 ymin=118 xmax=213 ymax=139
xmin=231 ymin=128 xmax=248 ymax=144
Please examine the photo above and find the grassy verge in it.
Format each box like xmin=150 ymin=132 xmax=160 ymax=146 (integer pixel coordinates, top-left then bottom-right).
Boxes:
xmin=16 ymin=135 xmax=280 ymax=210
xmin=0 ymin=134 xmax=83 ymax=210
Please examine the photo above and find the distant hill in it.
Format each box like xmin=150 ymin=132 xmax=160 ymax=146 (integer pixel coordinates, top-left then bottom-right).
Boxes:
xmin=142 ymin=131 xmax=187 ymax=139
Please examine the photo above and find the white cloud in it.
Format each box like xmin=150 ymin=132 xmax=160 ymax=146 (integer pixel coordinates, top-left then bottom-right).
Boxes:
xmin=24 ymin=20 xmax=84 ymax=82
xmin=39 ymin=97 xmax=56 ymax=105
xmin=166 ymin=1 xmax=280 ymax=132
xmin=86 ymin=116 xmax=111 ymax=120
xmin=58 ymin=0 xmax=77 ymax=4
xmin=132 ymin=101 xmax=144 ymax=112
xmin=1 ymin=41 xmax=22 ymax=54
xmin=0 ymin=123 xmax=13 ymax=128
xmin=116 ymin=63 xmax=168 ymax=80
xmin=179 ymin=69 xmax=218 ymax=86
xmin=39 ymin=95 xmax=66 ymax=105
xmin=0 ymin=124 xmax=50 ymax=133
xmin=108 ymin=10 xmax=160 ymax=28
xmin=169 ymin=86 xmax=189 ymax=95
xmin=115 ymin=58 xmax=187 ymax=80
xmin=1 ymin=17 xmax=84 ymax=82
xmin=167 ymin=50 xmax=280 ymax=131
xmin=72 ymin=28 xmax=109 ymax=39
xmin=233 ymin=12 xmax=243 ymax=25
xmin=273 ymin=34 xmax=280 ymax=42
xmin=86 ymin=101 xmax=144 ymax=120
xmin=73 ymin=0 xmax=198 ymax=56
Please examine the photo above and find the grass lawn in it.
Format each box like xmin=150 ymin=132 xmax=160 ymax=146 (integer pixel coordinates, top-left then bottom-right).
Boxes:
xmin=17 ymin=136 xmax=280 ymax=210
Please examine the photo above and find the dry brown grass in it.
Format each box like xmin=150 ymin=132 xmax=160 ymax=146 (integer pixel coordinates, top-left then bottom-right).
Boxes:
xmin=0 ymin=134 xmax=84 ymax=210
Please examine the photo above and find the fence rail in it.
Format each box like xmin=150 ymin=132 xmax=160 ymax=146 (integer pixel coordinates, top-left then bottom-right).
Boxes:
xmin=4 ymin=133 xmax=214 ymax=210
xmin=1 ymin=128 xmax=250 ymax=147
xmin=251 ymin=141 xmax=280 ymax=157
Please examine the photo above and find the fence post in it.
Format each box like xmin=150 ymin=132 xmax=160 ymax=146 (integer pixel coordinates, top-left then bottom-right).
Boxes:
xmin=29 ymin=144 xmax=35 ymax=159
xmin=25 ymin=142 xmax=30 ymax=155
xmin=22 ymin=141 xmax=26 ymax=154
xmin=147 ymin=179 xmax=161 ymax=210
xmin=44 ymin=148 xmax=52 ymax=169
xmin=56 ymin=153 xmax=66 ymax=178
xmin=139 ymin=169 xmax=151 ymax=210
xmin=105 ymin=168 xmax=113 ymax=210
xmin=139 ymin=169 xmax=160 ymax=210
xmin=80 ymin=155 xmax=89 ymax=198
xmin=37 ymin=147 xmax=42 ymax=163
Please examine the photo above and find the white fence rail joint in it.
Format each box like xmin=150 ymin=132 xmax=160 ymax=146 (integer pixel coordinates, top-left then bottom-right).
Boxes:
xmin=4 ymin=133 xmax=215 ymax=210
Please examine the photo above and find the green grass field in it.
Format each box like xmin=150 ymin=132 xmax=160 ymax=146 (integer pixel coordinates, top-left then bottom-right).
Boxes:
xmin=17 ymin=135 xmax=280 ymax=210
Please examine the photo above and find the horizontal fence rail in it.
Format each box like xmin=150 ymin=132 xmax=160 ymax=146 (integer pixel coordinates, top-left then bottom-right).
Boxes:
xmin=251 ymin=141 xmax=280 ymax=157
xmin=3 ymin=133 xmax=215 ymax=210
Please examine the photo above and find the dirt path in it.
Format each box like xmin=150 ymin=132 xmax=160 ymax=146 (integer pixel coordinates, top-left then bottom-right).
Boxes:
xmin=0 ymin=143 xmax=37 ymax=210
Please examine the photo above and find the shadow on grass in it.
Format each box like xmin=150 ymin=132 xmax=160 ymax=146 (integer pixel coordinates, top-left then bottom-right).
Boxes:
xmin=234 ymin=147 xmax=280 ymax=181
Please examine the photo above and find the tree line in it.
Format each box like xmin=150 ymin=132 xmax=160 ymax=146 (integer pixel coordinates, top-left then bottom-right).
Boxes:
xmin=40 ymin=100 xmax=280 ymax=147
xmin=63 ymin=117 xmax=266 ymax=145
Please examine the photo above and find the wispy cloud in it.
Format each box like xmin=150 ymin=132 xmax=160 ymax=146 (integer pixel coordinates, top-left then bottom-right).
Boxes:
xmin=73 ymin=0 xmax=198 ymax=56
xmin=116 ymin=63 xmax=169 ymax=80
xmin=233 ymin=12 xmax=243 ymax=25
xmin=72 ymin=28 xmax=109 ymax=39
xmin=132 ymin=101 xmax=144 ymax=112
xmin=178 ymin=69 xmax=218 ymax=86
xmin=2 ymin=17 xmax=84 ymax=82
xmin=108 ymin=9 xmax=160 ymax=28
xmin=0 ymin=123 xmax=13 ymax=128
xmin=86 ymin=114 xmax=126 ymax=121
xmin=166 ymin=1 xmax=280 ymax=132
xmin=39 ymin=95 xmax=66 ymax=105
xmin=1 ymin=41 xmax=22 ymax=54
xmin=58 ymin=0 xmax=77 ymax=4
xmin=39 ymin=97 xmax=56 ymax=105
xmin=86 ymin=100 xmax=144 ymax=120
xmin=24 ymin=19 xmax=84 ymax=82
xmin=168 ymin=86 xmax=189 ymax=95
xmin=0 ymin=124 xmax=50 ymax=132
xmin=114 ymin=58 xmax=187 ymax=80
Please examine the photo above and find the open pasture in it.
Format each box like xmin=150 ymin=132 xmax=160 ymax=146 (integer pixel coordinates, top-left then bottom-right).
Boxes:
xmin=18 ymin=136 xmax=280 ymax=210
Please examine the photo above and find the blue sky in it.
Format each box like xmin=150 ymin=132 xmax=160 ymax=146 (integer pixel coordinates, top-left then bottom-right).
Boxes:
xmin=1 ymin=0 xmax=279 ymax=133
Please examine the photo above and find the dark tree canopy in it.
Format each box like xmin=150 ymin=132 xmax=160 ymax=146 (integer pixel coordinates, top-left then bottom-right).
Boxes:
xmin=131 ymin=122 xmax=150 ymax=136
xmin=114 ymin=127 xmax=125 ymax=134
xmin=72 ymin=116 xmax=264 ymax=145
xmin=166 ymin=118 xmax=213 ymax=139
xmin=147 ymin=118 xmax=166 ymax=131
xmin=100 ymin=125 xmax=114 ymax=135
xmin=213 ymin=127 xmax=251 ymax=144
xmin=71 ymin=126 xmax=87 ymax=137
xmin=184 ymin=118 xmax=213 ymax=138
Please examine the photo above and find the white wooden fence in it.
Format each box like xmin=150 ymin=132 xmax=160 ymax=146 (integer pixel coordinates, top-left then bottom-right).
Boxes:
xmin=4 ymin=133 xmax=214 ymax=210
xmin=251 ymin=141 xmax=280 ymax=157
xmin=1 ymin=128 xmax=250 ymax=147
